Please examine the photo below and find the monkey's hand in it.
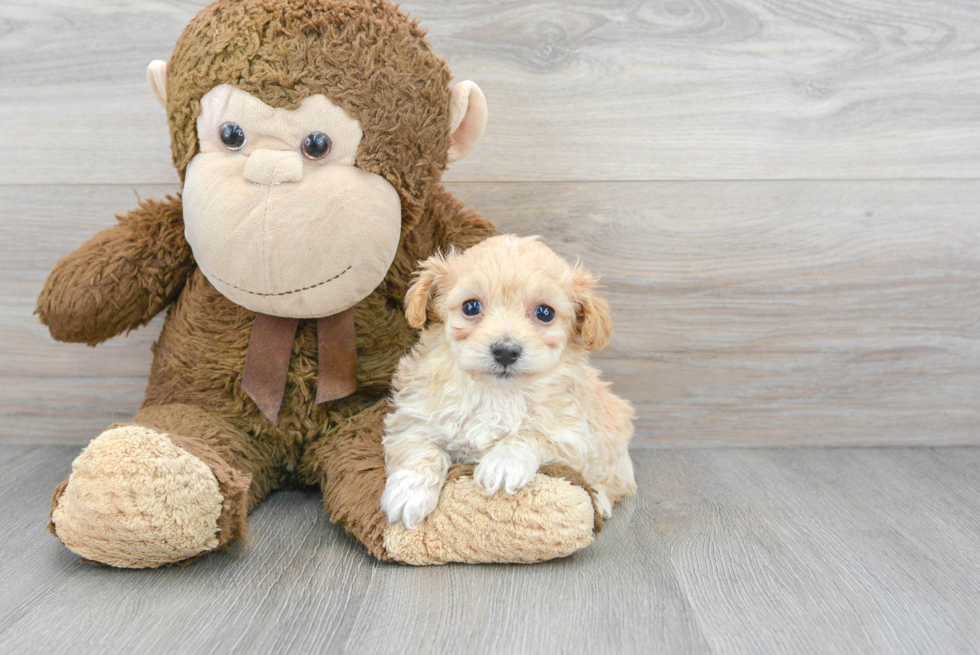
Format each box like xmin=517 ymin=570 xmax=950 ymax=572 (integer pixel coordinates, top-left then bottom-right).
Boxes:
xmin=37 ymin=195 xmax=194 ymax=345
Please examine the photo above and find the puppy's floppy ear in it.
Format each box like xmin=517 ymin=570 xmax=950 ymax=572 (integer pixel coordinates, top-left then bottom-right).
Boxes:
xmin=572 ymin=268 xmax=614 ymax=351
xmin=405 ymin=255 xmax=451 ymax=329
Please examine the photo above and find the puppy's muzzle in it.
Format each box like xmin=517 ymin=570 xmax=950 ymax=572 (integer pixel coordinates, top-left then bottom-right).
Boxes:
xmin=490 ymin=341 xmax=522 ymax=368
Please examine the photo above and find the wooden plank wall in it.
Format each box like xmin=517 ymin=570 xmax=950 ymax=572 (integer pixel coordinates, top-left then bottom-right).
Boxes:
xmin=1 ymin=0 xmax=978 ymax=446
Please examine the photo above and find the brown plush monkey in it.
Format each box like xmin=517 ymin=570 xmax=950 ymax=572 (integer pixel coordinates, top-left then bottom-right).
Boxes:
xmin=38 ymin=0 xmax=602 ymax=568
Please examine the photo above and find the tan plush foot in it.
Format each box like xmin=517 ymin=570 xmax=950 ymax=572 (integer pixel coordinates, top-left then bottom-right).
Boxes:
xmin=51 ymin=425 xmax=225 ymax=568
xmin=382 ymin=469 xmax=597 ymax=565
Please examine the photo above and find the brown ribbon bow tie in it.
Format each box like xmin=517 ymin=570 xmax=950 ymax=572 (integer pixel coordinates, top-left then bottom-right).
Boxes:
xmin=242 ymin=309 xmax=357 ymax=423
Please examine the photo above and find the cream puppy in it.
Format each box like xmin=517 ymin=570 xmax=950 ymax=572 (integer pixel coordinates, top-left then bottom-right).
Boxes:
xmin=381 ymin=235 xmax=636 ymax=530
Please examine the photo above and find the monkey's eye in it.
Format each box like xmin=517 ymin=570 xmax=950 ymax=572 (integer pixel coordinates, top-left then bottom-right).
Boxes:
xmin=302 ymin=132 xmax=332 ymax=160
xmin=219 ymin=122 xmax=246 ymax=150
xmin=462 ymin=299 xmax=482 ymax=317
xmin=535 ymin=304 xmax=555 ymax=323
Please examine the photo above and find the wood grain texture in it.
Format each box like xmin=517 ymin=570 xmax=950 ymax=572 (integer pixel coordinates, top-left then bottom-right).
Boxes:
xmin=643 ymin=448 xmax=980 ymax=653
xmin=2 ymin=446 xmax=979 ymax=653
xmin=460 ymin=180 xmax=980 ymax=446
xmin=3 ymin=181 xmax=977 ymax=445
xmin=3 ymin=0 xmax=980 ymax=184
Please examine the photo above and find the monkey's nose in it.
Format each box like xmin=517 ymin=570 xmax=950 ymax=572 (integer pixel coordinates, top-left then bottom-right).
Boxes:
xmin=243 ymin=149 xmax=304 ymax=185
xmin=490 ymin=342 xmax=522 ymax=367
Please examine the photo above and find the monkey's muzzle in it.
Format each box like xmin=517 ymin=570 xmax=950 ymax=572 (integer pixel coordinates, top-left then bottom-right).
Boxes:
xmin=243 ymin=149 xmax=305 ymax=185
xmin=182 ymin=153 xmax=402 ymax=319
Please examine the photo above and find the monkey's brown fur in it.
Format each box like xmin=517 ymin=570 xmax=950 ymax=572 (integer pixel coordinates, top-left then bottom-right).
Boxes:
xmin=38 ymin=0 xmax=599 ymax=564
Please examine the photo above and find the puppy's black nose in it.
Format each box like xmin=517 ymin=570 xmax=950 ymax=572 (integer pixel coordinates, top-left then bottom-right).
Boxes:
xmin=490 ymin=342 xmax=522 ymax=367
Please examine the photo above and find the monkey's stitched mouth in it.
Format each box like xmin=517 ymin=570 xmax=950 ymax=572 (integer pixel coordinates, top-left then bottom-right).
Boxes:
xmin=201 ymin=264 xmax=352 ymax=297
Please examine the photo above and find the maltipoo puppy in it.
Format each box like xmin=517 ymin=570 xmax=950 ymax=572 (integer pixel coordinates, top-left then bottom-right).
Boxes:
xmin=381 ymin=235 xmax=636 ymax=530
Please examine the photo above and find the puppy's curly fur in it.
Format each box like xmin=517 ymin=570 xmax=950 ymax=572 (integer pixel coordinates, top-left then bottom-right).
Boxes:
xmin=382 ymin=235 xmax=636 ymax=529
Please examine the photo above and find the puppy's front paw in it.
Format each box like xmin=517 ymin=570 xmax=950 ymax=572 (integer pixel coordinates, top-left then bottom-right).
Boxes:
xmin=474 ymin=449 xmax=538 ymax=495
xmin=595 ymin=488 xmax=613 ymax=518
xmin=381 ymin=469 xmax=442 ymax=530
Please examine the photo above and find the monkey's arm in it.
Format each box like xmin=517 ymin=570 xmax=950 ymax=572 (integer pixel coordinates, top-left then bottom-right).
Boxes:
xmin=37 ymin=195 xmax=194 ymax=346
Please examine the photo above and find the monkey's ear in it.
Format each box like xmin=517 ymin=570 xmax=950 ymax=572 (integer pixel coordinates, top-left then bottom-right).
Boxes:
xmin=447 ymin=81 xmax=487 ymax=163
xmin=147 ymin=60 xmax=168 ymax=109
xmin=404 ymin=256 xmax=452 ymax=329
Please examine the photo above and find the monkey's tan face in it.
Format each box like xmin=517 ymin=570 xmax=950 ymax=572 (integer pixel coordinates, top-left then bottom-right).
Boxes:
xmin=182 ymin=84 xmax=402 ymax=318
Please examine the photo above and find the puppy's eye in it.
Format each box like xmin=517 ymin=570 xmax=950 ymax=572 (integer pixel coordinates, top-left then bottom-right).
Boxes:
xmin=535 ymin=304 xmax=555 ymax=323
xmin=302 ymin=132 xmax=332 ymax=159
xmin=219 ymin=122 xmax=246 ymax=150
xmin=462 ymin=299 xmax=482 ymax=317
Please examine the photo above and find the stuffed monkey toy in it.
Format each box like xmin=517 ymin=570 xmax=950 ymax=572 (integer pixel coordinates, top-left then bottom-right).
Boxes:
xmin=37 ymin=0 xmax=603 ymax=568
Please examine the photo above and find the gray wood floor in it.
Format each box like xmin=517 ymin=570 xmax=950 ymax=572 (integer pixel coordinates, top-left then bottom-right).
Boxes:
xmin=1 ymin=445 xmax=978 ymax=654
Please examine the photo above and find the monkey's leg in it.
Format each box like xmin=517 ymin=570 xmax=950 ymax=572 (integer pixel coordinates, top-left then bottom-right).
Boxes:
xmin=49 ymin=404 xmax=277 ymax=569
xmin=301 ymin=401 xmax=603 ymax=564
